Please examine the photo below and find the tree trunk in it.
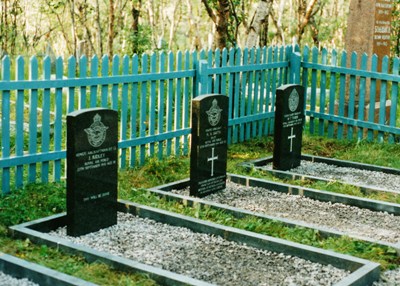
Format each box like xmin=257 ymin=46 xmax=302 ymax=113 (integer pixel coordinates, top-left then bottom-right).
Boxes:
xmin=246 ymin=0 xmax=272 ymax=48
xmin=95 ymin=0 xmax=103 ymax=55
xmin=68 ymin=0 xmax=77 ymax=57
xmin=131 ymin=0 xmax=142 ymax=54
xmin=201 ymin=0 xmax=230 ymax=50
xmin=108 ymin=0 xmax=115 ymax=58
xmin=296 ymin=0 xmax=319 ymax=44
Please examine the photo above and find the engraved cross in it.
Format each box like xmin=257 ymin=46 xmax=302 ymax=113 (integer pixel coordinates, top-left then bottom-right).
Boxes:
xmin=288 ymin=127 xmax=296 ymax=152
xmin=207 ymin=147 xmax=218 ymax=176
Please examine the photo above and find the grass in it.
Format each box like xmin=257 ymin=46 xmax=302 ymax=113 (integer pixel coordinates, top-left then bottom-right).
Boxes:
xmin=0 ymin=133 xmax=400 ymax=284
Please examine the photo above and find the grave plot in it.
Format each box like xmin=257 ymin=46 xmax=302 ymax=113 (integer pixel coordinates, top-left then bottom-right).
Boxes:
xmin=149 ymin=174 xmax=400 ymax=255
xmin=240 ymin=154 xmax=400 ymax=195
xmin=10 ymin=201 xmax=379 ymax=286
xmin=0 ymin=252 xmax=95 ymax=286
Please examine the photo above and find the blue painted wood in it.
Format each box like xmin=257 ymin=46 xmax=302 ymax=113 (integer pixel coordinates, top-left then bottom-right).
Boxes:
xmin=111 ymin=55 xmax=119 ymax=110
xmin=388 ymin=58 xmax=399 ymax=143
xmin=368 ymin=55 xmax=378 ymax=141
xmin=309 ymin=47 xmax=318 ymax=135
xmin=79 ymin=55 xmax=87 ymax=109
xmin=120 ymin=55 xmax=130 ymax=169
xmin=239 ymin=48 xmax=248 ymax=142
xmin=337 ymin=51 xmax=347 ymax=139
xmin=15 ymin=56 xmax=25 ymax=188
xmin=90 ymin=55 xmax=99 ymax=107
xmin=214 ymin=49 xmax=221 ymax=94
xmin=232 ymin=48 xmax=240 ymax=143
xmin=101 ymin=55 xmax=109 ymax=107
xmin=258 ymin=47 xmax=267 ymax=137
xmin=347 ymin=52 xmax=357 ymax=140
xmin=327 ymin=49 xmax=337 ymax=138
xmin=318 ymin=48 xmax=327 ymax=136
xmin=149 ymin=53 xmax=157 ymax=157
xmin=378 ymin=56 xmax=389 ymax=142
xmin=41 ymin=57 xmax=51 ymax=183
xmin=0 ymin=48 xmax=398 ymax=192
xmin=357 ymin=54 xmax=368 ymax=140
xmin=54 ymin=57 xmax=63 ymax=181
xmin=166 ymin=52 xmax=174 ymax=156
xmin=174 ymin=52 xmax=182 ymax=155
xmin=158 ymin=52 xmax=166 ymax=160
xmin=67 ymin=56 xmax=76 ymax=113
xmin=130 ymin=55 xmax=139 ymax=166
xmin=252 ymin=48 xmax=261 ymax=138
xmin=140 ymin=54 xmax=148 ymax=165
xmin=182 ymin=50 xmax=191 ymax=155
xmin=245 ymin=48 xmax=254 ymax=140
xmin=1 ymin=56 xmax=11 ymax=193
xmin=264 ymin=46 xmax=273 ymax=136
xmin=28 ymin=56 xmax=39 ymax=183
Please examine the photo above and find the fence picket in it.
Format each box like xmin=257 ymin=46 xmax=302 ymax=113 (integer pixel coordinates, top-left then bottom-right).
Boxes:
xmin=318 ymin=48 xmax=328 ymax=136
xmin=149 ymin=53 xmax=157 ymax=157
xmin=120 ymin=55 xmax=130 ymax=169
xmin=1 ymin=57 xmax=11 ymax=193
xmin=129 ymin=55 xmax=139 ymax=166
xmin=389 ymin=58 xmax=399 ymax=143
xmin=41 ymin=57 xmax=52 ymax=183
xmin=79 ymin=56 xmax=87 ymax=109
xmin=347 ymin=52 xmax=358 ymax=140
xmin=166 ymin=52 xmax=174 ymax=156
xmin=67 ymin=56 xmax=76 ymax=113
xmin=90 ymin=56 xmax=98 ymax=107
xmin=337 ymin=51 xmax=347 ymax=139
xmin=111 ymin=55 xmax=119 ymax=110
xmin=158 ymin=52 xmax=166 ymax=160
xmin=140 ymin=54 xmax=148 ymax=165
xmin=174 ymin=51 xmax=182 ymax=155
xmin=378 ymin=56 xmax=389 ymax=142
xmin=245 ymin=48 xmax=254 ymax=140
xmin=309 ymin=47 xmax=318 ymax=135
xmin=327 ymin=49 xmax=337 ymax=138
xmin=357 ymin=54 xmax=368 ymax=140
xmin=368 ymin=55 xmax=378 ymax=141
xmin=28 ymin=56 xmax=39 ymax=182
xmin=54 ymin=57 xmax=63 ymax=181
xmin=101 ymin=55 xmax=109 ymax=107
xmin=182 ymin=50 xmax=191 ymax=155
xmin=15 ymin=56 xmax=25 ymax=188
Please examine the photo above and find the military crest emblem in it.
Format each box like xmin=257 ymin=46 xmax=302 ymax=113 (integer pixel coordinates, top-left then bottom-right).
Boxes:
xmin=206 ymin=99 xmax=222 ymax=126
xmin=288 ymin=89 xmax=300 ymax=112
xmin=84 ymin=113 xmax=109 ymax=147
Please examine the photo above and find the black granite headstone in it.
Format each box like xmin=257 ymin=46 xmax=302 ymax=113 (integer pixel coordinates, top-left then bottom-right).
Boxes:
xmin=66 ymin=108 xmax=118 ymax=236
xmin=273 ymin=84 xmax=305 ymax=171
xmin=190 ymin=94 xmax=228 ymax=197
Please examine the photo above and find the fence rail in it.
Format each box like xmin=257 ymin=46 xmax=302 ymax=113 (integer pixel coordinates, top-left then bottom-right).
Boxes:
xmin=1 ymin=45 xmax=399 ymax=194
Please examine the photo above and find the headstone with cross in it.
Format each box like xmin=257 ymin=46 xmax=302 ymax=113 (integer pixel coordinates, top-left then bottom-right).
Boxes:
xmin=66 ymin=108 xmax=118 ymax=236
xmin=273 ymin=84 xmax=305 ymax=171
xmin=190 ymin=94 xmax=228 ymax=197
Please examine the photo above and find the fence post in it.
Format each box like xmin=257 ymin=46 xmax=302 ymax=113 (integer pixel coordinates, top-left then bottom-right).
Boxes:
xmin=194 ymin=59 xmax=209 ymax=97
xmin=290 ymin=51 xmax=301 ymax=85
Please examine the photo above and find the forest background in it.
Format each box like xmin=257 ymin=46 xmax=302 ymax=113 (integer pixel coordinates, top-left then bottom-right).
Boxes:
xmin=0 ymin=0 xmax=399 ymax=60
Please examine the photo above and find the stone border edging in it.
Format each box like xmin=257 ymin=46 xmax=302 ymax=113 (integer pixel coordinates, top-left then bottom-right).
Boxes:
xmin=149 ymin=174 xmax=400 ymax=255
xmin=0 ymin=252 xmax=97 ymax=286
xmin=9 ymin=200 xmax=380 ymax=286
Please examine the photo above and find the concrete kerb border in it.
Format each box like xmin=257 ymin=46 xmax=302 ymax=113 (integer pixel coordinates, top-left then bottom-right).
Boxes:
xmin=9 ymin=214 xmax=213 ymax=286
xmin=149 ymin=174 xmax=400 ymax=255
xmin=239 ymin=155 xmax=400 ymax=196
xmin=0 ymin=252 xmax=97 ymax=286
xmin=10 ymin=200 xmax=380 ymax=286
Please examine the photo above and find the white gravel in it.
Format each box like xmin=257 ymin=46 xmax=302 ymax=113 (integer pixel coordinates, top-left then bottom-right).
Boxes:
xmin=50 ymin=213 xmax=349 ymax=286
xmin=261 ymin=160 xmax=400 ymax=192
xmin=0 ymin=272 xmax=38 ymax=286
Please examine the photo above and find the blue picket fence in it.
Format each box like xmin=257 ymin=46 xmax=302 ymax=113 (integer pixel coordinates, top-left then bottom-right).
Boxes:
xmin=0 ymin=45 xmax=399 ymax=194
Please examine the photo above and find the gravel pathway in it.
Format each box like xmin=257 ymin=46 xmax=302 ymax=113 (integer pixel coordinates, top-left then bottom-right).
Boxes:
xmin=0 ymin=272 xmax=38 ymax=286
xmin=260 ymin=160 xmax=400 ymax=192
xmin=50 ymin=213 xmax=349 ymax=286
